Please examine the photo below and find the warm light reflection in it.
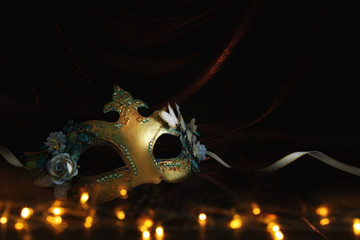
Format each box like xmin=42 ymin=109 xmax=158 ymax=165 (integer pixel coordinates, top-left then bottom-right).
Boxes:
xmin=229 ymin=214 xmax=242 ymax=229
xmin=14 ymin=222 xmax=24 ymax=230
xmin=0 ymin=217 xmax=7 ymax=224
xmin=80 ymin=192 xmax=89 ymax=204
xmin=116 ymin=210 xmax=126 ymax=220
xmin=316 ymin=206 xmax=329 ymax=217
xmin=21 ymin=207 xmax=33 ymax=219
xmin=320 ymin=218 xmax=330 ymax=226
xmin=142 ymin=230 xmax=150 ymax=239
xmin=353 ymin=218 xmax=360 ymax=235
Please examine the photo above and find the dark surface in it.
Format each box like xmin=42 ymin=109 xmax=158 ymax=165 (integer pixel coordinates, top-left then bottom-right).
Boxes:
xmin=1 ymin=1 xmax=360 ymax=239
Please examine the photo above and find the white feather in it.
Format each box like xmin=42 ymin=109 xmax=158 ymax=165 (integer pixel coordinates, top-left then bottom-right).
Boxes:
xmin=159 ymin=111 xmax=178 ymax=128
xmin=167 ymin=104 xmax=178 ymax=125
xmin=175 ymin=103 xmax=186 ymax=132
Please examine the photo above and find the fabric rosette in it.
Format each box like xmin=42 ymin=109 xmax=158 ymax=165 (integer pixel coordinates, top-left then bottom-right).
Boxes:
xmin=47 ymin=153 xmax=78 ymax=185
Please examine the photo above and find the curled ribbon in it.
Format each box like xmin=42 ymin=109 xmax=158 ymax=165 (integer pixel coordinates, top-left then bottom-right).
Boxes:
xmin=261 ymin=151 xmax=360 ymax=176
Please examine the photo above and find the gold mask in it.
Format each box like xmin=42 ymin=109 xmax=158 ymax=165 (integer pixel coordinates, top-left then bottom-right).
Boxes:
xmin=6 ymin=85 xmax=229 ymax=203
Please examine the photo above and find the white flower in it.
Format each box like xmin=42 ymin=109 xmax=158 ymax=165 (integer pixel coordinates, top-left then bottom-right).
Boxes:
xmin=47 ymin=153 xmax=78 ymax=185
xmin=192 ymin=140 xmax=207 ymax=161
xmin=44 ymin=131 xmax=67 ymax=155
xmin=159 ymin=103 xmax=179 ymax=128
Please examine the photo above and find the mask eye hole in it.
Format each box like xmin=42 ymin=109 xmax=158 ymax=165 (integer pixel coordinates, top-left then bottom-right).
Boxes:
xmin=138 ymin=107 xmax=152 ymax=117
xmin=78 ymin=145 xmax=127 ymax=176
xmin=153 ymin=134 xmax=183 ymax=160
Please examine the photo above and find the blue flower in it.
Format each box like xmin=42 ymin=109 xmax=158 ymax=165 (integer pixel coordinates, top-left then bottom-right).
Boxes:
xmin=44 ymin=131 xmax=67 ymax=156
xmin=193 ymin=141 xmax=207 ymax=161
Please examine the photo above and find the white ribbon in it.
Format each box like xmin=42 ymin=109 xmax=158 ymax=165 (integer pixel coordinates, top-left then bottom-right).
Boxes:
xmin=261 ymin=151 xmax=360 ymax=176
xmin=0 ymin=145 xmax=24 ymax=168
xmin=206 ymin=150 xmax=231 ymax=168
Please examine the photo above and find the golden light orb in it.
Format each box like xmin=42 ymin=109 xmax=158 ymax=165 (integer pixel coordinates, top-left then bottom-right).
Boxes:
xmin=142 ymin=230 xmax=150 ymax=239
xmin=156 ymin=226 xmax=164 ymax=237
xmin=21 ymin=207 xmax=33 ymax=219
xmin=116 ymin=210 xmax=126 ymax=220
xmin=320 ymin=218 xmax=330 ymax=226
xmin=316 ymin=206 xmax=329 ymax=217
xmin=199 ymin=213 xmax=207 ymax=221
xmin=80 ymin=192 xmax=90 ymax=204
xmin=0 ymin=217 xmax=7 ymax=224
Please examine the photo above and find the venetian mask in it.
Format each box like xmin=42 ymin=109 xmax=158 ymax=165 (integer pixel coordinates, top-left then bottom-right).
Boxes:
xmin=17 ymin=85 xmax=230 ymax=203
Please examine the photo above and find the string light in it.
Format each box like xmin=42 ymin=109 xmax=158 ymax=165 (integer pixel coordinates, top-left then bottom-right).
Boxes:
xmin=14 ymin=222 xmax=24 ymax=230
xmin=274 ymin=231 xmax=284 ymax=240
xmin=52 ymin=207 xmax=62 ymax=216
xmin=139 ymin=225 xmax=148 ymax=233
xmin=267 ymin=222 xmax=284 ymax=240
xmin=272 ymin=225 xmax=280 ymax=232
xmin=353 ymin=218 xmax=360 ymax=236
xmin=252 ymin=203 xmax=261 ymax=215
xmin=229 ymin=214 xmax=242 ymax=229
xmin=267 ymin=222 xmax=277 ymax=232
xmin=120 ymin=188 xmax=128 ymax=199
xmin=1 ymin=200 xmax=360 ymax=239
xmin=116 ymin=210 xmax=126 ymax=220
xmin=320 ymin=218 xmax=330 ymax=226
xmin=198 ymin=213 xmax=207 ymax=226
xmin=144 ymin=219 xmax=154 ymax=228
xmin=199 ymin=213 xmax=207 ymax=221
xmin=316 ymin=206 xmax=329 ymax=217
xmin=138 ymin=217 xmax=154 ymax=233
xmin=80 ymin=192 xmax=89 ymax=204
xmin=0 ymin=216 xmax=7 ymax=224
xmin=156 ymin=226 xmax=164 ymax=238
xmin=142 ymin=230 xmax=150 ymax=239
xmin=84 ymin=216 xmax=93 ymax=228
xmin=21 ymin=207 xmax=33 ymax=219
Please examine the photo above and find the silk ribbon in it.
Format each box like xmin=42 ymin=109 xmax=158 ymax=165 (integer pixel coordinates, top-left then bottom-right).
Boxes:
xmin=261 ymin=151 xmax=360 ymax=176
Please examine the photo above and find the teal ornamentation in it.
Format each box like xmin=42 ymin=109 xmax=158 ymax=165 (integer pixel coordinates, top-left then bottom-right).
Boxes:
xmin=103 ymin=85 xmax=148 ymax=114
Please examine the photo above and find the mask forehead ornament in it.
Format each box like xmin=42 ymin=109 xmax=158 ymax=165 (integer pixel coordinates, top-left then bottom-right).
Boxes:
xmin=2 ymin=85 xmax=230 ymax=203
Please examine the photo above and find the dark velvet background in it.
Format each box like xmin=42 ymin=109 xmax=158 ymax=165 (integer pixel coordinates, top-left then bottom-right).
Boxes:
xmin=1 ymin=1 xmax=360 ymax=239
